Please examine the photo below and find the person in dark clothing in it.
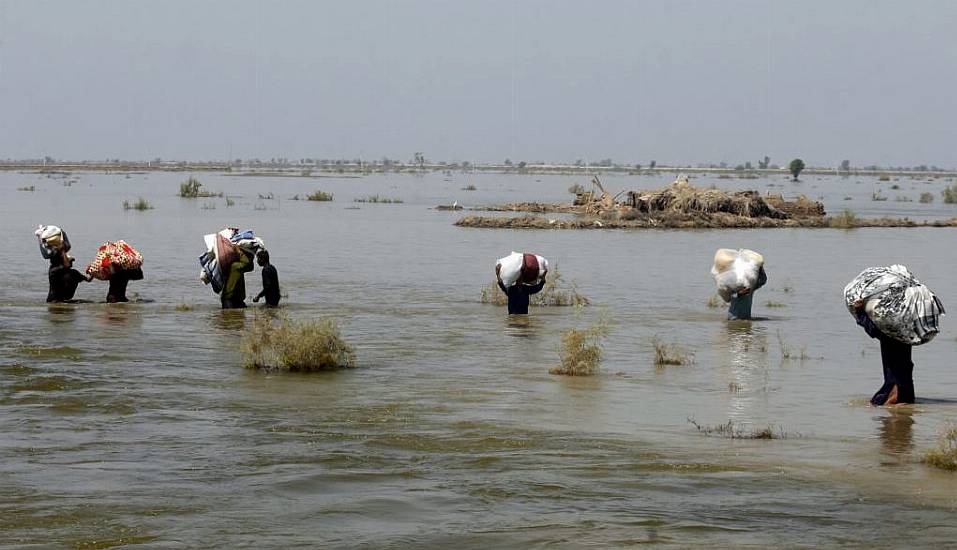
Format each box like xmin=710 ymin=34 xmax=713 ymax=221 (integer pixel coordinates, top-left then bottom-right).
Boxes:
xmin=854 ymin=300 xmax=915 ymax=406
xmin=727 ymin=266 xmax=768 ymax=320
xmin=252 ymin=250 xmax=280 ymax=307
xmin=47 ymin=255 xmax=91 ymax=303
xmin=496 ymin=264 xmax=547 ymax=315
xmin=106 ymin=267 xmax=144 ymax=303
xmin=221 ymin=251 xmax=253 ymax=309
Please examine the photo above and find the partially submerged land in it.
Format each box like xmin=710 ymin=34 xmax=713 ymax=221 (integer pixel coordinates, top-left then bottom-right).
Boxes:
xmin=455 ymin=177 xmax=957 ymax=229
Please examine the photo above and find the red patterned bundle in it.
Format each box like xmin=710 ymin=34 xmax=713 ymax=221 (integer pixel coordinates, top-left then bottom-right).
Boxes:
xmin=86 ymin=240 xmax=144 ymax=280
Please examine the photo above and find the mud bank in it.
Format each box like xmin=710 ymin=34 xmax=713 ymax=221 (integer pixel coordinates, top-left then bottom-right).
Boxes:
xmin=454 ymin=213 xmax=957 ymax=230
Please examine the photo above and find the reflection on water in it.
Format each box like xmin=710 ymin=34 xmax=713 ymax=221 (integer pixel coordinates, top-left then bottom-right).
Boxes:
xmin=877 ymin=410 xmax=915 ymax=462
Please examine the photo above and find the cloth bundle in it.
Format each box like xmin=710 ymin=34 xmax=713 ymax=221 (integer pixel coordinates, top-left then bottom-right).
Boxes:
xmin=86 ymin=240 xmax=144 ymax=280
xmin=844 ymin=265 xmax=945 ymax=345
xmin=35 ymin=224 xmax=71 ymax=259
xmin=711 ymin=248 xmax=764 ymax=302
xmin=199 ymin=228 xmax=266 ymax=293
xmin=496 ymin=251 xmax=549 ymax=287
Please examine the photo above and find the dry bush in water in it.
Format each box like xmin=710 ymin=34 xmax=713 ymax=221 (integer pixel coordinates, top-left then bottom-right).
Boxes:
xmin=241 ymin=314 xmax=355 ymax=372
xmin=653 ymin=337 xmax=692 ymax=366
xmin=943 ymin=185 xmax=957 ymax=204
xmin=920 ymin=192 xmax=935 ymax=204
xmin=923 ymin=427 xmax=957 ymax=471
xmin=829 ymin=209 xmax=858 ymax=229
xmin=178 ymin=176 xmax=222 ymax=198
xmin=306 ymin=190 xmax=334 ymax=201
xmin=480 ymin=265 xmax=589 ymax=307
xmin=123 ymin=197 xmax=153 ymax=211
xmin=550 ymin=318 xmax=609 ymax=376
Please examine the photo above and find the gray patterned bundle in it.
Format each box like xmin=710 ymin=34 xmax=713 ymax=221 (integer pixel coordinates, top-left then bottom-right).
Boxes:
xmin=844 ymin=265 xmax=945 ymax=345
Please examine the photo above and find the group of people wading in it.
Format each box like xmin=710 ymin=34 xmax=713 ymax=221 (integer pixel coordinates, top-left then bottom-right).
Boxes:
xmin=37 ymin=226 xmax=942 ymax=409
xmin=38 ymin=225 xmax=280 ymax=309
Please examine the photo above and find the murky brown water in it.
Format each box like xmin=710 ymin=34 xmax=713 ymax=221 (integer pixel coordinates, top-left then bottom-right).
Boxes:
xmin=2 ymin=170 xmax=956 ymax=547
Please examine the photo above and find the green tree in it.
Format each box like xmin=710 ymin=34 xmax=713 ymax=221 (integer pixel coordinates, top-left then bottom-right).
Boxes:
xmin=840 ymin=159 xmax=851 ymax=172
xmin=649 ymin=160 xmax=657 ymax=169
xmin=789 ymin=158 xmax=806 ymax=181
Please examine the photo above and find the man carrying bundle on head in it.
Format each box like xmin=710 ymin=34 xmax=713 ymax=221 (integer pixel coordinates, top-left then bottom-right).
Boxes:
xmin=711 ymin=248 xmax=767 ymax=321
xmin=845 ymin=265 xmax=944 ymax=406
xmin=495 ymin=252 xmax=548 ymax=315
xmin=36 ymin=225 xmax=92 ymax=303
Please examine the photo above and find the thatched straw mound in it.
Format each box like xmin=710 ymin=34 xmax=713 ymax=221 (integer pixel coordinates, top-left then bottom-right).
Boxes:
xmin=628 ymin=181 xmax=788 ymax=219
xmin=766 ymin=194 xmax=826 ymax=217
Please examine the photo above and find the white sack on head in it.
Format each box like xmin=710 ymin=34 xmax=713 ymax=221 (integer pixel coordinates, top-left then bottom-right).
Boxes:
xmin=711 ymin=248 xmax=763 ymax=302
xmin=496 ymin=252 xmax=524 ymax=287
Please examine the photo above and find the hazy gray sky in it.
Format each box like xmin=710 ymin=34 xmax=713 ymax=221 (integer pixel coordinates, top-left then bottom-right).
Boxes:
xmin=1 ymin=1 xmax=955 ymax=166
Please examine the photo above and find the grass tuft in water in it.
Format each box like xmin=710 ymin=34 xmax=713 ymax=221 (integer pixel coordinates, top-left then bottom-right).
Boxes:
xmin=919 ymin=192 xmax=935 ymax=204
xmin=706 ymin=294 xmax=722 ymax=308
xmin=462 ymin=184 xmax=477 ymax=191
xmin=354 ymin=194 xmax=403 ymax=204
xmin=480 ymin=265 xmax=589 ymax=307
xmin=174 ymin=301 xmax=194 ymax=312
xmin=549 ymin=318 xmax=609 ymax=376
xmin=923 ymin=427 xmax=957 ymax=471
xmin=123 ymin=197 xmax=153 ymax=211
xmin=17 ymin=185 xmax=35 ymax=191
xmin=305 ymin=190 xmax=334 ymax=201
xmin=653 ymin=337 xmax=692 ymax=366
xmin=764 ymin=300 xmax=786 ymax=308
xmin=688 ymin=418 xmax=789 ymax=439
xmin=241 ymin=314 xmax=355 ymax=372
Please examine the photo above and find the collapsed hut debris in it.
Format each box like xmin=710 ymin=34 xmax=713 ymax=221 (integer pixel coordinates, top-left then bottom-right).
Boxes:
xmin=455 ymin=176 xmax=957 ymax=229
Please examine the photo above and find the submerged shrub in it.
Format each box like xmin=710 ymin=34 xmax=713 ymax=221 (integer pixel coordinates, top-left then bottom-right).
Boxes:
xmin=480 ymin=264 xmax=589 ymax=307
xmin=919 ymin=192 xmax=935 ymax=204
xmin=306 ymin=190 xmax=334 ymax=201
xmin=550 ymin=318 xmax=609 ymax=376
xmin=923 ymin=427 xmax=957 ymax=471
xmin=653 ymin=337 xmax=692 ymax=366
xmin=942 ymin=185 xmax=957 ymax=204
xmin=241 ymin=314 xmax=355 ymax=372
xmin=17 ymin=185 xmax=35 ymax=192
xmin=123 ymin=197 xmax=153 ymax=211
xmin=178 ymin=176 xmax=221 ymax=198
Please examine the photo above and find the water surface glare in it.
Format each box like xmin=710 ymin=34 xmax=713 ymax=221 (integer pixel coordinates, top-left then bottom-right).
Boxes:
xmin=1 ymin=171 xmax=956 ymax=547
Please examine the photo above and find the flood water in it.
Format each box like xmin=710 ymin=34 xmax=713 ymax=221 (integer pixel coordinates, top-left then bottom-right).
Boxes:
xmin=1 ymin=170 xmax=956 ymax=547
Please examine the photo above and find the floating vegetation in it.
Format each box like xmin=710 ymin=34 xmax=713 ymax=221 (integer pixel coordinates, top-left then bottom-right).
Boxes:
xmin=943 ymin=185 xmax=957 ymax=204
xmin=462 ymin=184 xmax=477 ymax=191
xmin=781 ymin=283 xmax=794 ymax=293
xmin=764 ymin=301 xmax=786 ymax=308
xmin=687 ymin=418 xmax=789 ymax=439
xmin=178 ymin=176 xmax=222 ymax=198
xmin=17 ymin=185 xmax=35 ymax=192
xmin=895 ymin=195 xmax=913 ymax=202
xmin=871 ymin=191 xmax=887 ymax=201
xmin=305 ymin=190 xmax=334 ymax=201
xmin=241 ymin=314 xmax=355 ymax=372
xmin=653 ymin=337 xmax=692 ymax=366
xmin=706 ymin=294 xmax=722 ymax=308
xmin=17 ymin=345 xmax=84 ymax=360
xmin=828 ymin=209 xmax=858 ymax=229
xmin=878 ymin=175 xmax=891 ymax=182
xmin=123 ymin=197 xmax=153 ymax=211
xmin=890 ymin=184 xmax=901 ymax=190
xmin=843 ymin=196 xmax=853 ymax=201
xmin=354 ymin=195 xmax=403 ymax=204
xmin=174 ymin=301 xmax=194 ymax=312
xmin=920 ymin=192 xmax=935 ymax=204
xmin=258 ymin=192 xmax=275 ymax=200
xmin=923 ymin=427 xmax=957 ymax=471
xmin=549 ymin=318 xmax=609 ymax=376
xmin=480 ymin=265 xmax=589 ymax=307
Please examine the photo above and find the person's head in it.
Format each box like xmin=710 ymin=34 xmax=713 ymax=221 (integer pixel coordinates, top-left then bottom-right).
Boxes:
xmin=256 ymin=249 xmax=270 ymax=267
